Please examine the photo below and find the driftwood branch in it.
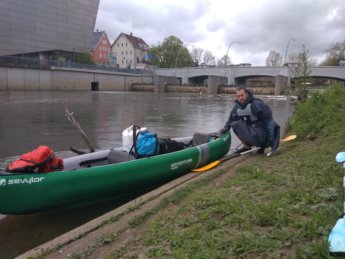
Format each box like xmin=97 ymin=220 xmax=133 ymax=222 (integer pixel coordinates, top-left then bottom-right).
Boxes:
xmin=65 ymin=108 xmax=95 ymax=153
xmin=69 ymin=146 xmax=87 ymax=155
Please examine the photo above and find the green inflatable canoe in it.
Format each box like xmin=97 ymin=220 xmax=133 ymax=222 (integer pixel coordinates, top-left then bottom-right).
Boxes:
xmin=0 ymin=132 xmax=230 ymax=215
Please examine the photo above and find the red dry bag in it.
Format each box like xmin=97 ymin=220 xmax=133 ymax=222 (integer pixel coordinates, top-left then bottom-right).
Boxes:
xmin=6 ymin=145 xmax=63 ymax=173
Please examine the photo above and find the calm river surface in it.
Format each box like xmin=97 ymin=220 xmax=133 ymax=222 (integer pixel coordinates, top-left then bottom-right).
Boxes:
xmin=0 ymin=91 xmax=293 ymax=258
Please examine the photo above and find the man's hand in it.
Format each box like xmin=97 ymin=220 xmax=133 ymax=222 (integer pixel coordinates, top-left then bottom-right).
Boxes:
xmin=219 ymin=128 xmax=229 ymax=134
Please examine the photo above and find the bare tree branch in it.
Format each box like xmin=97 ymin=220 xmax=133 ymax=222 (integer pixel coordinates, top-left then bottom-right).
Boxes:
xmin=65 ymin=108 xmax=95 ymax=153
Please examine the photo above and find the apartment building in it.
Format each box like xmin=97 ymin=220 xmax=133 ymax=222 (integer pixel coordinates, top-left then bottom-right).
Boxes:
xmin=111 ymin=33 xmax=149 ymax=69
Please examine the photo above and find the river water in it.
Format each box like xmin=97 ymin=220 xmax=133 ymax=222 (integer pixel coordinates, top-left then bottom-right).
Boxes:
xmin=0 ymin=91 xmax=293 ymax=258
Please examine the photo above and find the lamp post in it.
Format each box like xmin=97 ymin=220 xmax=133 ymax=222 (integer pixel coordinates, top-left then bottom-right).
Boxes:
xmin=72 ymin=48 xmax=76 ymax=65
xmin=224 ymin=41 xmax=241 ymax=67
xmin=174 ymin=43 xmax=194 ymax=68
xmin=284 ymin=37 xmax=296 ymax=65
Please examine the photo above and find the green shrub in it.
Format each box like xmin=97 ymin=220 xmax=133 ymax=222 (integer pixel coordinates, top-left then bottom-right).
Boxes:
xmin=286 ymin=84 xmax=345 ymax=139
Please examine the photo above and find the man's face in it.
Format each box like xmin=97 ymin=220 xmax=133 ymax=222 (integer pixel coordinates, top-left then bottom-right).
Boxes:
xmin=236 ymin=89 xmax=248 ymax=104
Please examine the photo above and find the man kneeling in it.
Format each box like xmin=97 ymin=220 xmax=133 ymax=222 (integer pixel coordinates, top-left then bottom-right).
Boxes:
xmin=220 ymin=87 xmax=280 ymax=156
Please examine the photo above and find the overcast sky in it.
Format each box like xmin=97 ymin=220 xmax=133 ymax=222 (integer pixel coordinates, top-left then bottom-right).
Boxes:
xmin=95 ymin=0 xmax=345 ymax=66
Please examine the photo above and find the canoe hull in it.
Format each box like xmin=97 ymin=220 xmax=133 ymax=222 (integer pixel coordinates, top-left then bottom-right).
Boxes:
xmin=0 ymin=132 xmax=230 ymax=214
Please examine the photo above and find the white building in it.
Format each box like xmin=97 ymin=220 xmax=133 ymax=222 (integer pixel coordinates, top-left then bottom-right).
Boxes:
xmin=111 ymin=33 xmax=149 ymax=69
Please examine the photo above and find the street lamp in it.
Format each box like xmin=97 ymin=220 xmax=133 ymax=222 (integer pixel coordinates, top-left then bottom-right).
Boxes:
xmin=72 ymin=48 xmax=76 ymax=65
xmin=174 ymin=43 xmax=194 ymax=68
xmin=284 ymin=37 xmax=296 ymax=65
xmin=225 ymin=41 xmax=241 ymax=67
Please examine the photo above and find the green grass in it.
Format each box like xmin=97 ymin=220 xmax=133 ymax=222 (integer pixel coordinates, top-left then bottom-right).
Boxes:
xmin=107 ymin=85 xmax=345 ymax=258
xmin=135 ymin=141 xmax=342 ymax=258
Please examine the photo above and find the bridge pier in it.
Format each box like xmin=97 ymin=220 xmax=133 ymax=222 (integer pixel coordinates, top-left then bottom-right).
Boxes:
xmin=153 ymin=75 xmax=177 ymax=92
xmin=181 ymin=74 xmax=190 ymax=84
xmin=275 ymin=75 xmax=288 ymax=95
xmin=226 ymin=76 xmax=240 ymax=86
xmin=224 ymin=68 xmax=235 ymax=85
xmin=208 ymin=75 xmax=222 ymax=94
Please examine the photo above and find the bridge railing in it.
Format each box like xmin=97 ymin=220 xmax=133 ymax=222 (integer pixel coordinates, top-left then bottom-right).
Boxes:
xmin=0 ymin=56 xmax=154 ymax=75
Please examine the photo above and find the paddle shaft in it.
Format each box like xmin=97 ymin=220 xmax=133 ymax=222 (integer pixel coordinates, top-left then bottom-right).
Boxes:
xmin=343 ymin=163 xmax=345 ymax=215
xmin=221 ymin=147 xmax=260 ymax=163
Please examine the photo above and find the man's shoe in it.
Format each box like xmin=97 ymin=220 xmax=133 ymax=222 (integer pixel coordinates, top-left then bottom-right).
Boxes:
xmin=266 ymin=147 xmax=277 ymax=157
xmin=234 ymin=147 xmax=251 ymax=154
xmin=266 ymin=151 xmax=275 ymax=157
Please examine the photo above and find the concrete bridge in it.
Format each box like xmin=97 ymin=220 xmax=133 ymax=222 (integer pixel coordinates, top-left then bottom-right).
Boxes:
xmin=155 ymin=66 xmax=345 ymax=94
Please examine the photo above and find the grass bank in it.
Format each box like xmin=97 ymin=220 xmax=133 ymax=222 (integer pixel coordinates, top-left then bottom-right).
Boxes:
xmin=70 ymin=85 xmax=345 ymax=258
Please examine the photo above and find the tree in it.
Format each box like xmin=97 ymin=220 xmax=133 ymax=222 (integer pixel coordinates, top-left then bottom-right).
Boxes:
xmin=217 ymin=55 xmax=231 ymax=67
xmin=190 ymin=47 xmax=204 ymax=66
xmin=321 ymin=39 xmax=345 ymax=66
xmin=202 ymin=50 xmax=216 ymax=66
xmin=77 ymin=53 xmax=95 ymax=64
xmin=266 ymin=50 xmax=282 ymax=66
xmin=148 ymin=36 xmax=193 ymax=68
xmin=290 ymin=45 xmax=312 ymax=102
xmin=190 ymin=48 xmax=216 ymax=66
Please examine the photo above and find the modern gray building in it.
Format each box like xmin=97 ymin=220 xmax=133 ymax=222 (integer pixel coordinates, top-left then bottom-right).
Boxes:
xmin=0 ymin=0 xmax=100 ymax=57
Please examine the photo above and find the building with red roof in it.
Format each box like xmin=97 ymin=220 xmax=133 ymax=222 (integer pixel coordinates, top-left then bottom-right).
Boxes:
xmin=91 ymin=30 xmax=112 ymax=65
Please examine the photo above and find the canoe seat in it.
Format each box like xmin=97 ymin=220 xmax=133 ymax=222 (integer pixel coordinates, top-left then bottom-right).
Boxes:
xmin=192 ymin=132 xmax=211 ymax=146
xmin=79 ymin=157 xmax=108 ymax=168
xmin=107 ymin=149 xmax=130 ymax=164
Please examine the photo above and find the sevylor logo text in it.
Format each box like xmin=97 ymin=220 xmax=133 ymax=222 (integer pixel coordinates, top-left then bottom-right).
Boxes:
xmin=171 ymin=158 xmax=193 ymax=170
xmin=0 ymin=177 xmax=45 ymax=186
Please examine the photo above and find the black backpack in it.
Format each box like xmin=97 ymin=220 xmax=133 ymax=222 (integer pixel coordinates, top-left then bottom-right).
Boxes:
xmin=158 ymin=138 xmax=188 ymax=154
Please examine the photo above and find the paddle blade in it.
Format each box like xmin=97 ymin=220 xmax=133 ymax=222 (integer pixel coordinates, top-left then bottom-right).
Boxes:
xmin=281 ymin=135 xmax=297 ymax=142
xmin=192 ymin=160 xmax=220 ymax=172
xmin=329 ymin=218 xmax=345 ymax=253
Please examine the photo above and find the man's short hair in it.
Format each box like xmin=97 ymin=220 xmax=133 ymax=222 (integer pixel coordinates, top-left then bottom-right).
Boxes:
xmin=235 ymin=86 xmax=248 ymax=92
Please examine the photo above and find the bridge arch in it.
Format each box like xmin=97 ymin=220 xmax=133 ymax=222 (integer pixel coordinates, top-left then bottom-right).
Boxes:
xmin=185 ymin=75 xmax=209 ymax=85
xmin=234 ymin=75 xmax=275 ymax=86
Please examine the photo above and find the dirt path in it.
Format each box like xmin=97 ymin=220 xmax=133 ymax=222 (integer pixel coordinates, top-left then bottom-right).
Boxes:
xmin=18 ymin=153 xmax=259 ymax=259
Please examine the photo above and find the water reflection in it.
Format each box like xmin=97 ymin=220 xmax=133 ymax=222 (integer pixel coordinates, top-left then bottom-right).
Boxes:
xmin=0 ymin=91 xmax=293 ymax=159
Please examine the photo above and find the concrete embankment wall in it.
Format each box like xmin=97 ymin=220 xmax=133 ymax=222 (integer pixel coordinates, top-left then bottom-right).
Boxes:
xmin=0 ymin=67 xmax=153 ymax=91
xmin=0 ymin=67 xmax=275 ymax=94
